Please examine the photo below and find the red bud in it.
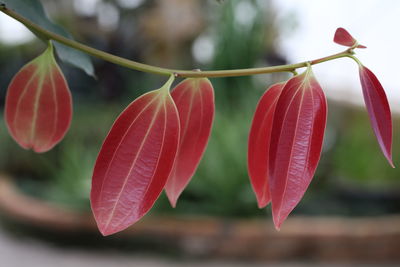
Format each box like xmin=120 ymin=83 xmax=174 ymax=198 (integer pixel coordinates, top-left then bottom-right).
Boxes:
xmin=334 ymin=27 xmax=366 ymax=48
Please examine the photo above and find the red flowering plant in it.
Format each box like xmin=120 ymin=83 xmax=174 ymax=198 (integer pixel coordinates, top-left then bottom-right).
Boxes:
xmin=0 ymin=2 xmax=393 ymax=235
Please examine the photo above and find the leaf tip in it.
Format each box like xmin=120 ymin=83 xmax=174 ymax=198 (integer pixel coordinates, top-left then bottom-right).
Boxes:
xmin=273 ymin=211 xmax=288 ymax=231
xmin=388 ymin=158 xmax=395 ymax=168
xmin=165 ymin=179 xmax=182 ymax=208
xmin=32 ymin=146 xmax=50 ymax=153
xmin=257 ymin=197 xmax=270 ymax=209
xmin=96 ymin=218 xmax=132 ymax=236
xmin=167 ymin=194 xmax=178 ymax=208
xmin=99 ymin=229 xmax=111 ymax=237
xmin=273 ymin=221 xmax=282 ymax=231
xmin=257 ymin=203 xmax=267 ymax=209
xmin=95 ymin=221 xmax=111 ymax=236
xmin=98 ymin=226 xmax=116 ymax=237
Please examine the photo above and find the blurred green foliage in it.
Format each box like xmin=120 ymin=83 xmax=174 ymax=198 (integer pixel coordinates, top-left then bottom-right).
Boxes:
xmin=211 ymin=0 xmax=266 ymax=107
xmin=331 ymin=107 xmax=400 ymax=188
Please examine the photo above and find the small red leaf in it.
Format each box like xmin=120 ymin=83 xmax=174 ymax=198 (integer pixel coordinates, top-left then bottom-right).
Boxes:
xmin=165 ymin=78 xmax=215 ymax=207
xmin=247 ymin=82 xmax=285 ymax=208
xmin=359 ymin=65 xmax=394 ymax=167
xmin=5 ymin=43 xmax=72 ymax=153
xmin=334 ymin=27 xmax=366 ymax=48
xmin=269 ymin=67 xmax=327 ymax=230
xmin=90 ymin=76 xmax=180 ymax=236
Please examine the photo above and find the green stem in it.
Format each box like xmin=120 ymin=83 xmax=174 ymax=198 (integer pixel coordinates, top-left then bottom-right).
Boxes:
xmin=160 ymin=74 xmax=175 ymax=94
xmin=0 ymin=5 xmax=355 ymax=78
xmin=347 ymin=55 xmax=363 ymax=66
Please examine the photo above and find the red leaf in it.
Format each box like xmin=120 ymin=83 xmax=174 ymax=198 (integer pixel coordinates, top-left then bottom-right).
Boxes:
xmin=90 ymin=76 xmax=180 ymax=236
xmin=165 ymin=78 xmax=215 ymax=207
xmin=5 ymin=43 xmax=72 ymax=153
xmin=269 ymin=67 xmax=327 ymax=230
xmin=247 ymin=82 xmax=285 ymax=208
xmin=359 ymin=65 xmax=394 ymax=167
xmin=333 ymin=27 xmax=366 ymax=48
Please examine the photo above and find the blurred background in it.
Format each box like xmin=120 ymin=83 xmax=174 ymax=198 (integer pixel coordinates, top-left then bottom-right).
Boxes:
xmin=0 ymin=0 xmax=400 ymax=266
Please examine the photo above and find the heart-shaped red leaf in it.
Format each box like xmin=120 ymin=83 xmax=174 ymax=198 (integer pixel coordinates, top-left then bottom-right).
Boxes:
xmin=359 ymin=65 xmax=394 ymax=167
xmin=269 ymin=66 xmax=327 ymax=230
xmin=90 ymin=76 xmax=180 ymax=236
xmin=247 ymin=82 xmax=285 ymax=208
xmin=5 ymin=43 xmax=72 ymax=153
xmin=333 ymin=27 xmax=366 ymax=48
xmin=165 ymin=78 xmax=215 ymax=207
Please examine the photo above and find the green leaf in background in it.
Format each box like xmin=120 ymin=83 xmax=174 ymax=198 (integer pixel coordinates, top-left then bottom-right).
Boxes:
xmin=0 ymin=0 xmax=95 ymax=77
